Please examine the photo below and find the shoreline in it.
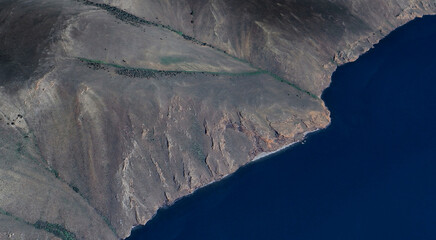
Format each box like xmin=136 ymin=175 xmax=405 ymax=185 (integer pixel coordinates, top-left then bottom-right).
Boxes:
xmin=252 ymin=127 xmax=323 ymax=162
xmin=130 ymin=126 xmax=326 ymax=233
xmin=125 ymin=13 xmax=436 ymax=240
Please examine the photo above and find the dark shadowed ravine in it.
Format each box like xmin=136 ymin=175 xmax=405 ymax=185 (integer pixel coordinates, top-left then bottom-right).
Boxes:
xmin=127 ymin=15 xmax=436 ymax=240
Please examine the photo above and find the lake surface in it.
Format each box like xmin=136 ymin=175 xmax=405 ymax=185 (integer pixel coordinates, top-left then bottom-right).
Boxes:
xmin=127 ymin=15 xmax=436 ymax=240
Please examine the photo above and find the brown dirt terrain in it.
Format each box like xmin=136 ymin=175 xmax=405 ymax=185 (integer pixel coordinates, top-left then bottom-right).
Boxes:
xmin=0 ymin=0 xmax=435 ymax=239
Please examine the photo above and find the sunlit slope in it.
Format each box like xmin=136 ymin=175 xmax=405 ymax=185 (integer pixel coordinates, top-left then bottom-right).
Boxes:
xmin=95 ymin=0 xmax=436 ymax=95
xmin=0 ymin=90 xmax=118 ymax=240
xmin=0 ymin=0 xmax=435 ymax=239
xmin=61 ymin=9 xmax=256 ymax=74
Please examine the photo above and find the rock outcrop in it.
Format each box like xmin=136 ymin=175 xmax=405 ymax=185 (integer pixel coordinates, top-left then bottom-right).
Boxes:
xmin=0 ymin=0 xmax=434 ymax=239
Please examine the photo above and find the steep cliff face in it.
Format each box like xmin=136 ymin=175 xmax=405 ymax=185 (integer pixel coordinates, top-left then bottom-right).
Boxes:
xmin=0 ymin=0 xmax=434 ymax=239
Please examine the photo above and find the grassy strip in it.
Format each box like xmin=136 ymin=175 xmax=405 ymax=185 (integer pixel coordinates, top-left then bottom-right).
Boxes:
xmin=0 ymin=208 xmax=77 ymax=240
xmin=268 ymin=72 xmax=318 ymax=99
xmin=75 ymin=0 xmax=318 ymax=99
xmin=34 ymin=221 xmax=77 ymax=240
xmin=0 ymin=208 xmax=23 ymax=224
xmin=78 ymin=57 xmax=266 ymax=77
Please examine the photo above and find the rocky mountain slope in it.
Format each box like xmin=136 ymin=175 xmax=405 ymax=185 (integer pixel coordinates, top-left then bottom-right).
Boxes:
xmin=0 ymin=0 xmax=434 ymax=239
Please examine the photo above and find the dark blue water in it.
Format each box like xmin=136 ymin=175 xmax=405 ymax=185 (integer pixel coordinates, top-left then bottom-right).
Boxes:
xmin=127 ymin=15 xmax=436 ymax=240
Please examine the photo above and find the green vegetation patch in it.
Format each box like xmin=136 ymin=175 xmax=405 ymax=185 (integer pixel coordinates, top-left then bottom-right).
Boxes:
xmin=78 ymin=57 xmax=264 ymax=78
xmin=75 ymin=1 xmax=318 ymax=98
xmin=101 ymin=215 xmax=117 ymax=235
xmin=160 ymin=56 xmax=188 ymax=65
xmin=0 ymin=208 xmax=26 ymax=224
xmin=269 ymin=72 xmax=318 ymax=99
xmin=50 ymin=168 xmax=60 ymax=179
xmin=34 ymin=221 xmax=77 ymax=240
xmin=0 ymin=208 xmax=12 ymax=217
xmin=1 ymin=209 xmax=76 ymax=239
